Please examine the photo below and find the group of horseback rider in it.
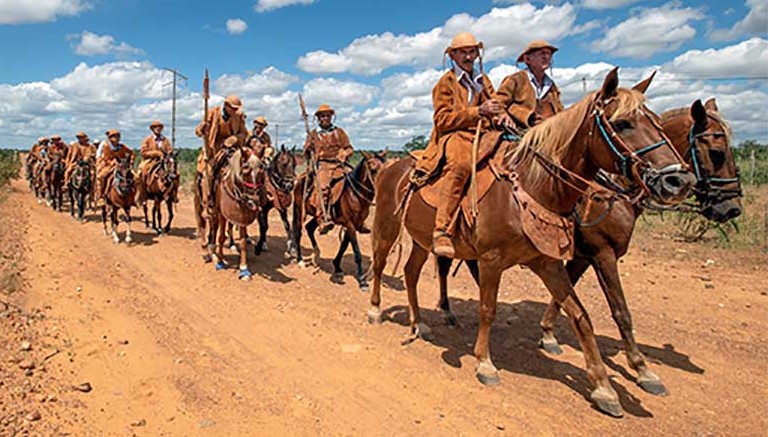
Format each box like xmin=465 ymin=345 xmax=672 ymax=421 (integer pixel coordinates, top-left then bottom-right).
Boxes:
xmin=26 ymin=121 xmax=178 ymax=209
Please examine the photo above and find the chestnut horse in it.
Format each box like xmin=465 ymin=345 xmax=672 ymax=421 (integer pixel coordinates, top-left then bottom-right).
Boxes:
xmin=200 ymin=148 xmax=265 ymax=280
xmin=31 ymin=157 xmax=48 ymax=204
xmin=69 ymin=159 xmax=94 ymax=222
xmin=531 ymin=97 xmax=743 ymax=395
xmin=292 ymin=150 xmax=387 ymax=290
xmin=102 ymin=158 xmax=136 ymax=244
xmin=254 ymin=145 xmax=297 ymax=256
xmin=142 ymin=151 xmax=180 ymax=235
xmin=368 ymin=69 xmax=695 ymax=417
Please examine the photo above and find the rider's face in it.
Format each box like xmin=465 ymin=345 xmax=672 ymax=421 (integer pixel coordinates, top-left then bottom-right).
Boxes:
xmin=254 ymin=123 xmax=265 ymax=134
xmin=525 ymin=48 xmax=553 ymax=73
xmin=151 ymin=126 xmax=163 ymax=136
xmin=109 ymin=134 xmax=120 ymax=144
xmin=450 ymin=46 xmax=479 ymax=74
xmin=317 ymin=112 xmax=333 ymax=129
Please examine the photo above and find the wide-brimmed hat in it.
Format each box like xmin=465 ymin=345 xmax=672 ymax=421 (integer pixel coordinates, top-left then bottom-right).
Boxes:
xmin=223 ymin=135 xmax=239 ymax=148
xmin=51 ymin=134 xmax=62 ymax=141
xmin=38 ymin=137 xmax=49 ymax=143
xmin=224 ymin=95 xmax=242 ymax=109
xmin=149 ymin=120 xmax=164 ymax=129
xmin=445 ymin=32 xmax=483 ymax=54
xmin=106 ymin=129 xmax=121 ymax=138
xmin=315 ymin=104 xmax=335 ymax=116
xmin=253 ymin=116 xmax=268 ymax=127
xmin=517 ymin=40 xmax=558 ymax=63
xmin=75 ymin=131 xmax=88 ymax=138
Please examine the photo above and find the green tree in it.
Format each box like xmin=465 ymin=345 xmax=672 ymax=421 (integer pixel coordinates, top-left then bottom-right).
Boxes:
xmin=403 ymin=135 xmax=428 ymax=153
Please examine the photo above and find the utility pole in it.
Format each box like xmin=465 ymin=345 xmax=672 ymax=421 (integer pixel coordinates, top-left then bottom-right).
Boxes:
xmin=275 ymin=124 xmax=279 ymax=147
xmin=162 ymin=68 xmax=188 ymax=147
xmin=582 ymin=77 xmax=587 ymax=96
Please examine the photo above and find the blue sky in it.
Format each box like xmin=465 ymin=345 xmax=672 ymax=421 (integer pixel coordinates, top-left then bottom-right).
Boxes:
xmin=1 ymin=0 xmax=766 ymax=149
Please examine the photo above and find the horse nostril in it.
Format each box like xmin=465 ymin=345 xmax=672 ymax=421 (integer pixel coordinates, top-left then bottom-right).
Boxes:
xmin=725 ymin=206 xmax=742 ymax=220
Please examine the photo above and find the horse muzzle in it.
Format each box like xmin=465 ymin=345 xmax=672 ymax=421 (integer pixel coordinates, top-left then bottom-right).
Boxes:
xmin=700 ymin=198 xmax=742 ymax=223
xmin=642 ymin=164 xmax=696 ymax=205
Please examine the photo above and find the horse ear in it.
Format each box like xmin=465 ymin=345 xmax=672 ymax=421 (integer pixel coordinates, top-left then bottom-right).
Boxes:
xmin=360 ymin=151 xmax=371 ymax=160
xmin=379 ymin=147 xmax=389 ymax=159
xmin=632 ymin=70 xmax=656 ymax=94
xmin=691 ymin=99 xmax=708 ymax=133
xmin=599 ymin=67 xmax=619 ymax=99
xmin=281 ymin=144 xmax=286 ymax=153
xmin=291 ymin=145 xmax=297 ymax=154
xmin=704 ymin=97 xmax=718 ymax=112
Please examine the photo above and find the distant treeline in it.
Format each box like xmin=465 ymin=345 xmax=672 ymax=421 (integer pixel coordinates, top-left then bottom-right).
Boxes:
xmin=0 ymin=150 xmax=20 ymax=188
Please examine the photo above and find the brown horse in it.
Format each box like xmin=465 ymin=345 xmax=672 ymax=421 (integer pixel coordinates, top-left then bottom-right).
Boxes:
xmin=142 ymin=151 xmax=180 ymax=235
xmin=199 ymin=148 xmax=265 ymax=280
xmin=102 ymin=158 xmax=136 ymax=244
xmin=31 ymin=157 xmax=48 ymax=204
xmin=254 ymin=145 xmax=297 ymax=256
xmin=68 ymin=159 xmax=94 ymax=222
xmin=292 ymin=150 xmax=387 ymax=290
xmin=530 ymin=97 xmax=743 ymax=395
xmin=46 ymin=152 xmax=66 ymax=211
xmin=368 ymin=68 xmax=695 ymax=417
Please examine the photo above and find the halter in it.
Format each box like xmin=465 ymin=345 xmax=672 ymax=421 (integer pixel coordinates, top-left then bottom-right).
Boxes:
xmin=686 ymin=123 xmax=742 ymax=202
xmin=344 ymin=156 xmax=381 ymax=204
xmin=267 ymin=152 xmax=295 ymax=194
xmin=591 ymin=100 xmax=686 ymax=193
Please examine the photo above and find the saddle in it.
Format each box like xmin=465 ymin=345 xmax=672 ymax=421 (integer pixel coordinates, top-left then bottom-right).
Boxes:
xmin=405 ymin=130 xmax=575 ymax=261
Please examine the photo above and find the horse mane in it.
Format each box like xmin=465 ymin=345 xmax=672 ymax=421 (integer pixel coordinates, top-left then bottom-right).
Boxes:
xmin=511 ymin=88 xmax=646 ymax=187
xmin=227 ymin=148 xmax=261 ymax=187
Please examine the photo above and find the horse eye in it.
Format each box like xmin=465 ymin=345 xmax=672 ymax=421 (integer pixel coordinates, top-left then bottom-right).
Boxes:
xmin=708 ymin=149 xmax=726 ymax=169
xmin=613 ymin=120 xmax=632 ymax=132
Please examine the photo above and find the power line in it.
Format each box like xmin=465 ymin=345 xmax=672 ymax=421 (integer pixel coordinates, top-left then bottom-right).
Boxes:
xmin=162 ymin=68 xmax=188 ymax=147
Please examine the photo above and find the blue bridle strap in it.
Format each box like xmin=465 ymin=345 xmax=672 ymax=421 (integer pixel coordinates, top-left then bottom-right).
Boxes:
xmin=594 ymin=110 xmax=669 ymax=179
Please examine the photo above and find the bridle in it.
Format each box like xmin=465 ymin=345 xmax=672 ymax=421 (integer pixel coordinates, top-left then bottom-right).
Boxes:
xmin=267 ymin=152 xmax=295 ymax=194
xmin=686 ymin=117 xmax=742 ymax=203
xmin=590 ymin=98 xmax=687 ymax=196
xmin=344 ymin=155 xmax=381 ymax=204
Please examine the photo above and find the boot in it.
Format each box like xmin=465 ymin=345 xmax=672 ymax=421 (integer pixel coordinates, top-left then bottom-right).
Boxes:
xmin=432 ymin=169 xmax=467 ymax=258
xmin=356 ymin=223 xmax=372 ymax=234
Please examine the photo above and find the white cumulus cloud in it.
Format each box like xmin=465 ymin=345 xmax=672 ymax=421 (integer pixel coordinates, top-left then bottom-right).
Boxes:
xmin=297 ymin=4 xmax=581 ymax=75
xmin=0 ymin=0 xmax=91 ymax=25
xmin=581 ymin=0 xmax=642 ymax=9
xmin=215 ymin=67 xmax=298 ymax=97
xmin=591 ymin=2 xmax=705 ymax=58
xmin=254 ymin=0 xmax=317 ymax=13
xmin=710 ymin=0 xmax=768 ymax=41
xmin=664 ymin=37 xmax=768 ymax=77
xmin=70 ymin=31 xmax=144 ymax=57
xmin=226 ymin=18 xmax=248 ymax=35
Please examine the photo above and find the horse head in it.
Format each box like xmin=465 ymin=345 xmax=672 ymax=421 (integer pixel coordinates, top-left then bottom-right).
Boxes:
xmin=269 ymin=144 xmax=297 ymax=192
xmin=72 ymin=159 xmax=92 ymax=190
xmin=228 ymin=148 xmax=264 ymax=211
xmin=160 ymin=151 xmax=180 ymax=190
xmin=586 ymin=68 xmax=695 ymax=205
xmin=113 ymin=158 xmax=134 ymax=197
xmin=687 ymin=98 xmax=742 ymax=222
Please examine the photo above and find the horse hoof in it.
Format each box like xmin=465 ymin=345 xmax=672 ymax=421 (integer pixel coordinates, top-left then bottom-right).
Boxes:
xmin=202 ymin=254 xmax=213 ymax=263
xmin=238 ymin=269 xmax=252 ymax=280
xmin=443 ymin=311 xmax=459 ymax=327
xmin=125 ymin=237 xmax=133 ymax=245
xmin=637 ymin=374 xmax=669 ymax=396
xmin=539 ymin=338 xmax=564 ymax=355
xmin=229 ymin=244 xmax=238 ymax=252
xmin=215 ymin=261 xmax=228 ymax=271
xmin=414 ymin=323 xmax=434 ymax=341
xmin=367 ymin=307 xmax=383 ymax=325
xmin=358 ymin=282 xmax=369 ymax=292
xmin=591 ymin=387 xmax=623 ymax=418
xmin=331 ymin=272 xmax=344 ymax=284
xmin=298 ymin=260 xmax=307 ymax=268
xmin=261 ymin=242 xmax=269 ymax=252
xmin=476 ymin=361 xmax=500 ymax=387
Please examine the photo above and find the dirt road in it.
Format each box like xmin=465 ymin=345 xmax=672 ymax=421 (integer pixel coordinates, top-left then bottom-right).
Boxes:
xmin=2 ymin=177 xmax=767 ymax=436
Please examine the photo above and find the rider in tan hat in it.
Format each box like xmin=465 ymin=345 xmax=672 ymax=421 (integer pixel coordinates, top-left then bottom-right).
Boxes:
xmin=248 ymin=116 xmax=273 ymax=163
xmin=414 ymin=31 xmax=501 ymax=257
xmin=302 ymin=104 xmax=357 ymax=234
xmin=195 ymin=94 xmax=248 ymax=215
xmin=95 ymin=129 xmax=135 ymax=206
xmin=496 ymin=40 xmax=564 ymax=129
xmin=136 ymin=120 xmax=174 ymax=206
xmin=64 ymin=131 xmax=96 ymax=187
xmin=27 ymin=137 xmax=50 ymax=180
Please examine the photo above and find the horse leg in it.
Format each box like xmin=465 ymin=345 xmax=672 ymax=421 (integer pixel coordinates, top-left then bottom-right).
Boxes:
xmin=331 ymin=231 xmax=351 ymax=283
xmin=540 ymin=256 xmax=591 ymax=355
xmin=368 ymin=206 xmax=403 ymax=326
xmin=529 ymin=260 xmax=623 ymax=417
xmin=124 ymin=207 xmax=133 ymax=245
xmin=101 ymin=205 xmax=109 ymax=236
xmin=306 ymin=219 xmax=321 ymax=267
xmin=227 ymin=223 xmax=237 ymax=252
xmin=472 ymin=261 xmax=503 ymax=386
xmin=215 ymin=217 xmax=229 ymax=270
xmin=164 ymin=199 xmax=173 ymax=233
xmin=404 ymin=243 xmax=432 ymax=341
xmin=78 ymin=191 xmax=85 ymax=222
xmin=591 ymin=250 xmax=667 ymax=396
xmin=348 ymin=230 xmax=368 ymax=291
xmin=111 ymin=207 xmax=120 ymax=244
xmin=279 ymin=209 xmax=294 ymax=256
xmin=153 ymin=200 xmax=162 ymax=235
xmin=254 ymin=209 xmax=269 ymax=256
xmin=69 ymin=187 xmax=75 ymax=218
xmin=292 ymin=184 xmax=307 ymax=266
xmin=238 ymin=225 xmax=252 ymax=280
xmin=436 ymin=257 xmax=460 ymax=326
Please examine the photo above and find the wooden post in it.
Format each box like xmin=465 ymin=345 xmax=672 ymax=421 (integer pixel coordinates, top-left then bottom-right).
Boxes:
xmin=750 ymin=148 xmax=756 ymax=184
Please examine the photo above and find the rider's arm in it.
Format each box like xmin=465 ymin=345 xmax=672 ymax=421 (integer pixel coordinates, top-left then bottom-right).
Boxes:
xmin=433 ymin=73 xmax=481 ymax=136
